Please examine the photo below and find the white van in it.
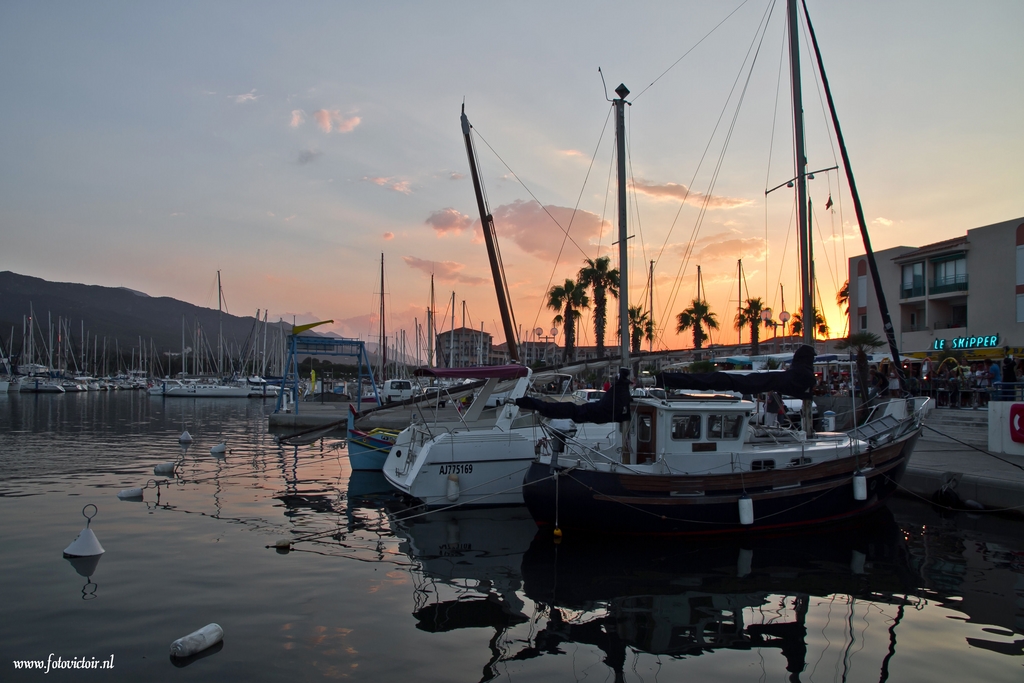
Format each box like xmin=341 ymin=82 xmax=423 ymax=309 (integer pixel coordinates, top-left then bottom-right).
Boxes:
xmin=382 ymin=379 xmax=415 ymax=403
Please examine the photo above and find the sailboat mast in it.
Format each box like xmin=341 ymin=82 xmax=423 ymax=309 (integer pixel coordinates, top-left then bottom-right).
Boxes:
xmin=217 ymin=270 xmax=223 ymax=377
xmin=460 ymin=106 xmax=520 ymax=362
xmin=788 ymin=0 xmax=812 ymax=350
xmin=614 ymin=84 xmax=630 ymax=369
xmin=799 ymin=0 xmax=905 ymax=386
xmin=380 ymin=253 xmax=386 ymax=381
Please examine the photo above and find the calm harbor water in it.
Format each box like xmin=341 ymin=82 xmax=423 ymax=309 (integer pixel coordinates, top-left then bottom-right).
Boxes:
xmin=1 ymin=391 xmax=1022 ymax=682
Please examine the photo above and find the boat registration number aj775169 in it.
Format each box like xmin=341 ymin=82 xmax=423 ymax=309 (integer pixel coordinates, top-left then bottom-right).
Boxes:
xmin=438 ymin=463 xmax=473 ymax=475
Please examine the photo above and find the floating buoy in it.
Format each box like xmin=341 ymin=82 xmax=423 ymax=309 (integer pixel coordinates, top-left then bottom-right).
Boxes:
xmin=210 ymin=442 xmax=227 ymax=455
xmin=552 ymin=527 xmax=563 ymax=539
xmin=853 ymin=472 xmax=867 ymax=501
xmin=850 ymin=550 xmax=866 ymax=575
xmin=117 ymin=487 xmax=144 ymax=500
xmin=738 ymin=495 xmax=754 ymax=525
xmin=274 ymin=539 xmax=291 ymax=550
xmin=154 ymin=462 xmax=176 ymax=475
xmin=737 ymin=548 xmax=753 ymax=577
xmin=63 ymin=504 xmax=105 ymax=557
xmin=179 ymin=430 xmax=193 ymax=443
xmin=170 ymin=623 xmax=224 ymax=658
xmin=446 ymin=473 xmax=460 ymax=502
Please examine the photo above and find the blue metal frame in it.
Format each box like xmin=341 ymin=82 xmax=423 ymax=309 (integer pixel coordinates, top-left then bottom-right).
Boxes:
xmin=273 ymin=335 xmax=380 ymax=414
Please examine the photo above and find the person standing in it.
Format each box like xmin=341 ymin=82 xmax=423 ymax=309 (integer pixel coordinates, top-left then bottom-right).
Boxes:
xmin=988 ymin=358 xmax=1002 ymax=404
xmin=1002 ymin=347 xmax=1017 ymax=400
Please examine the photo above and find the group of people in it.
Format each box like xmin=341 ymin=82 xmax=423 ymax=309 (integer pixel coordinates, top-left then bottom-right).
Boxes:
xmin=919 ymin=350 xmax=1021 ymax=407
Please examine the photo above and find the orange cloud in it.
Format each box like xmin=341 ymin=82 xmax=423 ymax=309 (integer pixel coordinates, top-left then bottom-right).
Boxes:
xmin=313 ymin=109 xmax=361 ymax=133
xmin=689 ymin=231 xmax=766 ymax=262
xmin=632 ymin=179 xmax=750 ymax=209
xmin=402 ymin=256 xmax=488 ymax=285
xmin=290 ymin=110 xmax=305 ymax=127
xmin=425 ymin=208 xmax=473 ymax=236
xmin=363 ymin=177 xmax=411 ymax=195
xmin=383 ymin=232 xmax=394 ymax=240
xmin=489 ymin=200 xmax=606 ymax=259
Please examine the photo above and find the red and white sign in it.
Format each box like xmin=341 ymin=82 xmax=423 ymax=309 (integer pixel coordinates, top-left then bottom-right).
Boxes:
xmin=1009 ymin=404 xmax=1024 ymax=443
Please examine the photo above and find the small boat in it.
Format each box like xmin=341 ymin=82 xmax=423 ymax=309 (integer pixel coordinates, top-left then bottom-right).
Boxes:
xmin=346 ymin=406 xmax=400 ymax=471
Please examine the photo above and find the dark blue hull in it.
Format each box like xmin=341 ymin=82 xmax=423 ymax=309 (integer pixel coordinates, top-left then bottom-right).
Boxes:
xmin=523 ymin=430 xmax=920 ymax=536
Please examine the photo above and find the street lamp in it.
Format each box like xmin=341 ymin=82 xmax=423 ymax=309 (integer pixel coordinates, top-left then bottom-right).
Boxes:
xmin=779 ymin=310 xmax=791 ymax=350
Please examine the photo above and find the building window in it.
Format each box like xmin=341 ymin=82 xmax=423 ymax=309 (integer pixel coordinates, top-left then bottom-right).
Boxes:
xmin=1017 ymin=294 xmax=1024 ymax=323
xmin=1017 ymin=245 xmax=1024 ymax=286
xmin=932 ymin=257 xmax=967 ymax=293
xmin=901 ymin=262 xmax=924 ymax=298
xmin=860 ymin=315 xmax=867 ymax=330
xmin=857 ymin=274 xmax=867 ymax=304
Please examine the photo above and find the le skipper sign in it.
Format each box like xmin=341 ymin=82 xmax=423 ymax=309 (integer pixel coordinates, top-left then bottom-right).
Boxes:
xmin=931 ymin=334 xmax=1000 ymax=351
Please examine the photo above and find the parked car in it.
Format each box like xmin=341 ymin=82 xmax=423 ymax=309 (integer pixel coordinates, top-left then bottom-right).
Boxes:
xmin=572 ymin=389 xmax=606 ymax=403
xmin=420 ymin=386 xmax=447 ymax=408
xmin=382 ymin=379 xmax=416 ymax=403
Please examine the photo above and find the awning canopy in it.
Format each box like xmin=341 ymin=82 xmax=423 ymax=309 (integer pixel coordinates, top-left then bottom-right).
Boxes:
xmin=413 ymin=365 xmax=529 ymax=380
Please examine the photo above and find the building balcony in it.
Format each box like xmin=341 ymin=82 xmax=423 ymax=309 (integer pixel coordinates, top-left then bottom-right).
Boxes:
xmin=930 ymin=274 xmax=968 ymax=295
xmin=934 ymin=320 xmax=967 ymax=330
xmin=901 ymin=323 xmax=928 ymax=333
xmin=900 ymin=285 xmax=926 ymax=299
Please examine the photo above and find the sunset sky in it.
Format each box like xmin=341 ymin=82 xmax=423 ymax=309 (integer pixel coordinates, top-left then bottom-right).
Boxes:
xmin=2 ymin=1 xmax=1021 ymax=358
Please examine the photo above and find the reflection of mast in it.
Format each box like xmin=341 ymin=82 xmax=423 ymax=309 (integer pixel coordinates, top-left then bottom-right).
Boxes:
xmin=461 ymin=105 xmax=520 ymax=363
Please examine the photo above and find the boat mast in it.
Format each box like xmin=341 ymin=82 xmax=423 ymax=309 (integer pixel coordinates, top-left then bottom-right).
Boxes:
xmin=217 ymin=270 xmax=223 ymax=377
xmin=380 ymin=253 xmax=386 ymax=381
xmin=799 ymin=0 xmax=905 ymax=388
xmin=614 ymin=84 xmax=630 ymax=371
xmin=460 ymin=105 xmax=520 ymax=363
xmin=788 ymin=0 xmax=814 ymax=433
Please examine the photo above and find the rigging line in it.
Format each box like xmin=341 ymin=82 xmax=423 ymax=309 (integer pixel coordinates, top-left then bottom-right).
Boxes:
xmin=660 ymin=0 xmax=777 ymax=331
xmin=812 ymin=200 xmax=840 ymax=294
xmin=764 ymin=8 xmax=787 ymax=299
xmin=474 ymin=122 xmax=604 ymax=263
xmin=771 ymin=202 xmax=796 ymax=315
xmin=633 ymin=0 xmax=755 ymax=100
xmin=523 ymin=105 xmax=615 ymax=335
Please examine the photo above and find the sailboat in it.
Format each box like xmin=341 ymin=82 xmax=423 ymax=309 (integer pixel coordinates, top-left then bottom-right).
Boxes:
xmin=518 ymin=0 xmax=929 ymax=534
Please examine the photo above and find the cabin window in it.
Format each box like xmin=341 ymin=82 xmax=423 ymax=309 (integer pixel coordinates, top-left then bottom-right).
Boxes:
xmin=637 ymin=415 xmax=652 ymax=443
xmin=751 ymin=459 xmax=775 ymax=471
xmin=707 ymin=414 xmax=743 ymax=440
xmin=671 ymin=415 xmax=702 ymax=440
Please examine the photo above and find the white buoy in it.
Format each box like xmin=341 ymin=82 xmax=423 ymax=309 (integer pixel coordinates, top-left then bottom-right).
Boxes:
xmin=737 ymin=548 xmax=753 ymax=577
xmin=853 ymin=472 xmax=867 ymax=501
xmin=446 ymin=473 xmax=460 ymax=502
xmin=210 ymin=442 xmax=227 ymax=455
xmin=738 ymin=495 xmax=754 ymax=525
xmin=117 ymin=487 xmax=144 ymax=500
xmin=179 ymin=430 xmax=193 ymax=443
xmin=63 ymin=504 xmax=105 ymax=557
xmin=850 ymin=550 xmax=866 ymax=575
xmin=170 ymin=623 xmax=224 ymax=658
xmin=154 ymin=462 xmax=176 ymax=475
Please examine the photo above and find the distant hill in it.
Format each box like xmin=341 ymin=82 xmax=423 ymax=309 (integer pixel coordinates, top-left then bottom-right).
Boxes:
xmin=0 ymin=271 xmax=290 ymax=369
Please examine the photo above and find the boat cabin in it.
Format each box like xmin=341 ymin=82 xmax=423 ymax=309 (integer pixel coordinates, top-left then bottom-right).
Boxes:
xmin=631 ymin=394 xmax=754 ymax=471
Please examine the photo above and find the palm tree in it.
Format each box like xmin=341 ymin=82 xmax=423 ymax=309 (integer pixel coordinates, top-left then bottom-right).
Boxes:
xmin=577 ymin=256 xmax=620 ymax=358
xmin=836 ymin=331 xmax=884 ymax=406
xmin=837 ymin=279 xmax=849 ymax=315
xmin=735 ymin=297 xmax=765 ymax=356
xmin=547 ymin=278 xmax=590 ymax=362
xmin=676 ymin=299 xmax=719 ymax=350
xmin=627 ymin=306 xmax=653 ymax=354
xmin=791 ymin=307 xmax=829 ymax=339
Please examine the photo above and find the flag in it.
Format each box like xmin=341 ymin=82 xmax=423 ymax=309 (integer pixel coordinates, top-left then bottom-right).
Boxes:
xmin=824 ymin=194 xmax=833 ymax=210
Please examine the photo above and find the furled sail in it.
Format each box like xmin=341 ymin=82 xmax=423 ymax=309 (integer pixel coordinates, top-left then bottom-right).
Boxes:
xmin=515 ymin=368 xmax=632 ymax=423
xmin=656 ymin=345 xmax=817 ymax=399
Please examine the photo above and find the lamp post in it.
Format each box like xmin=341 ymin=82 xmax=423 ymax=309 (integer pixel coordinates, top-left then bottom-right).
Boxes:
xmin=779 ymin=310 xmax=791 ymax=351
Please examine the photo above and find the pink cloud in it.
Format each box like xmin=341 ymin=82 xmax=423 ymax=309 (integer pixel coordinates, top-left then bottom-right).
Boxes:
xmin=363 ymin=177 xmax=412 ymax=195
xmin=632 ymin=179 xmax=750 ymax=209
xmin=402 ymin=256 xmax=488 ymax=285
xmin=449 ymin=172 xmax=465 ymax=180
xmin=313 ymin=109 xmax=361 ymax=133
xmin=688 ymin=230 xmax=766 ymax=262
xmin=289 ymin=110 xmax=305 ymax=127
xmin=232 ymin=89 xmax=259 ymax=104
xmin=425 ymin=208 xmax=473 ymax=236
xmin=489 ymin=200 xmax=606 ymax=259
xmin=383 ymin=232 xmax=395 ymax=240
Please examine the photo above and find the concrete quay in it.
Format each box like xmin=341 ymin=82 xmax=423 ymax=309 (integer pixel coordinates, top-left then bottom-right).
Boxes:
xmin=901 ymin=407 xmax=1024 ymax=517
